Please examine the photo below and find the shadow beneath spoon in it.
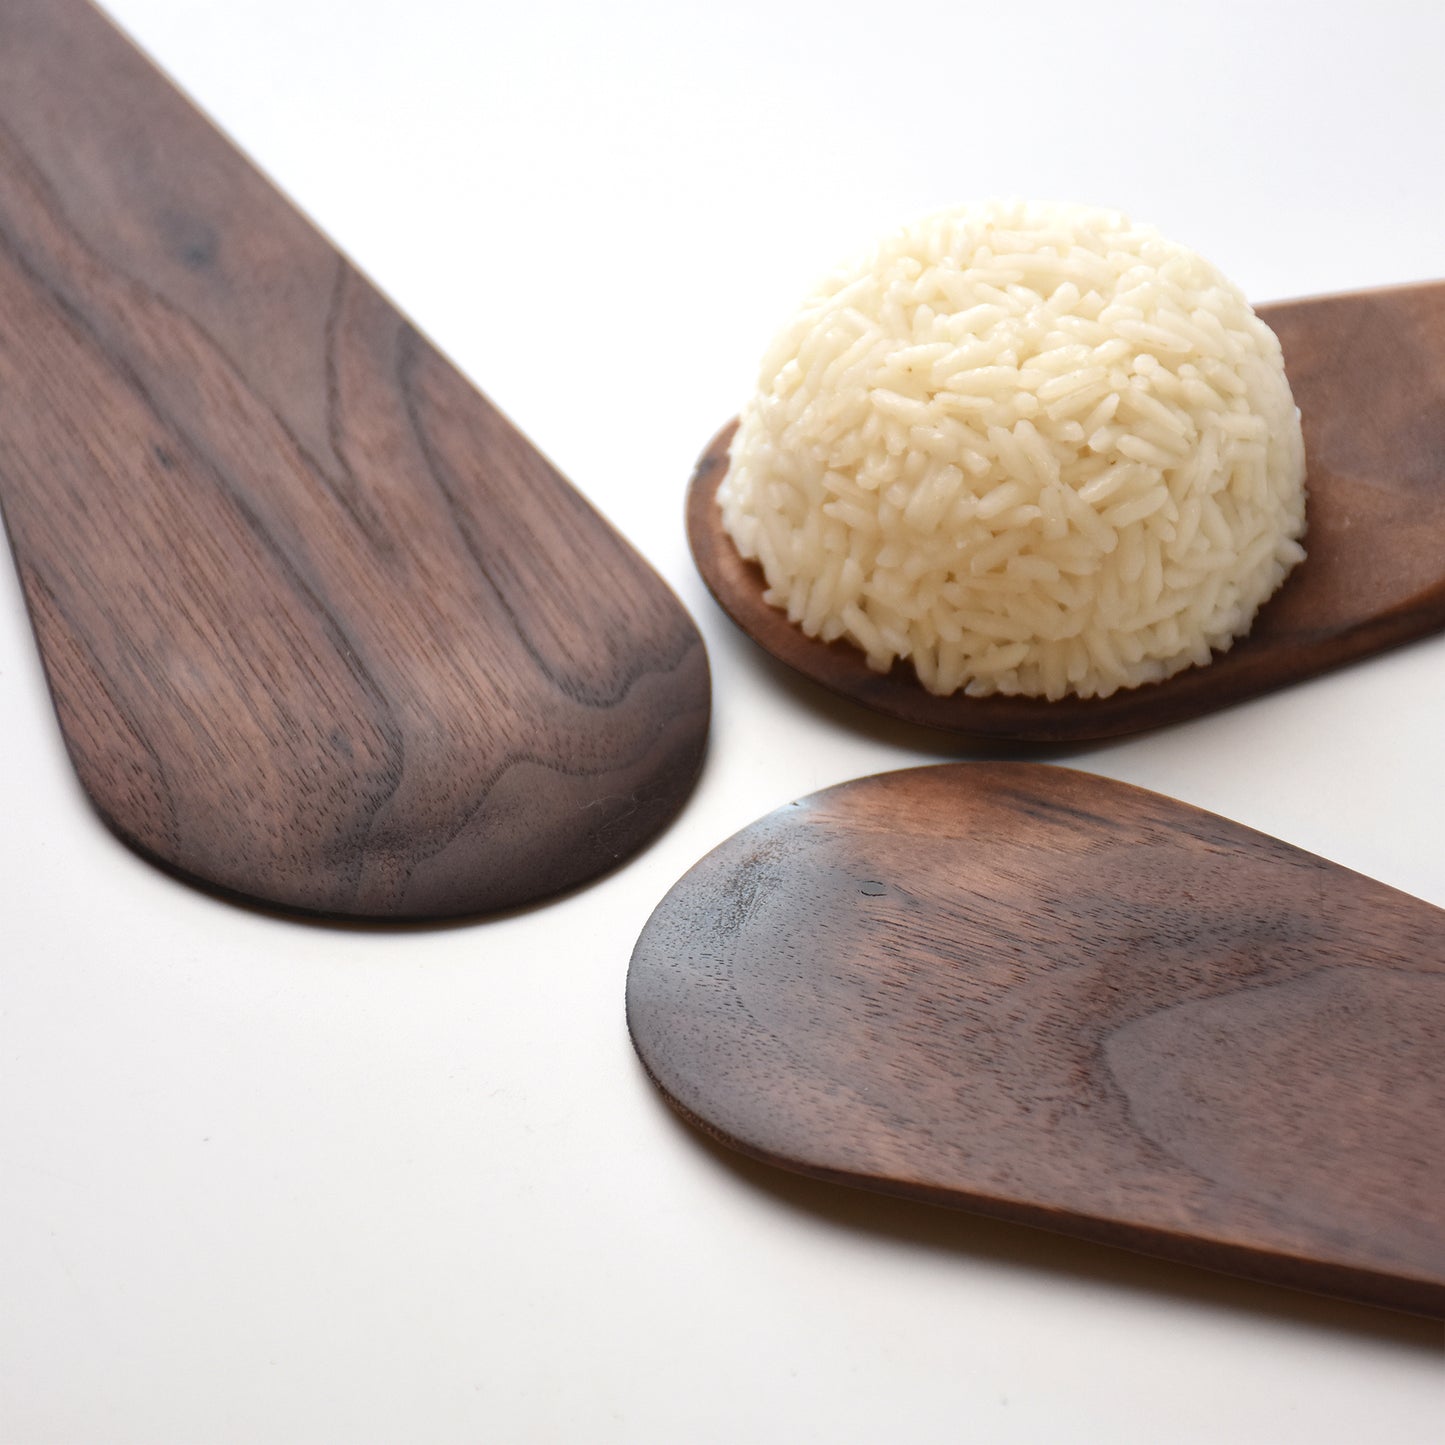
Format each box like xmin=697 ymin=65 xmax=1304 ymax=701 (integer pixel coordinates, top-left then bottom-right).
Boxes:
xmin=642 ymin=1074 xmax=1443 ymax=1350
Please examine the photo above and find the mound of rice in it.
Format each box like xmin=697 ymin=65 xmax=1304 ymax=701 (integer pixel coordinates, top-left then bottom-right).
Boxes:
xmin=718 ymin=201 xmax=1307 ymax=700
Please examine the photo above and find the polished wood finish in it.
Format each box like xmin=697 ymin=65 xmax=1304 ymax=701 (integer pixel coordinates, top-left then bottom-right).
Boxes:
xmin=628 ymin=763 xmax=1445 ymax=1315
xmin=0 ymin=0 xmax=709 ymax=919
xmin=687 ymin=284 xmax=1445 ymax=740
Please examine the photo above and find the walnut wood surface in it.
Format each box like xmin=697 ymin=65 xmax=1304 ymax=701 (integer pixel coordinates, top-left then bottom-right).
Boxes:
xmin=0 ymin=0 xmax=709 ymax=919
xmin=627 ymin=764 xmax=1445 ymax=1315
xmin=687 ymin=283 xmax=1445 ymax=740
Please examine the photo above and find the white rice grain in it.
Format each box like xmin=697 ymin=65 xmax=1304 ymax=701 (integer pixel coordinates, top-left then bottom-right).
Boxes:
xmin=719 ymin=200 xmax=1307 ymax=700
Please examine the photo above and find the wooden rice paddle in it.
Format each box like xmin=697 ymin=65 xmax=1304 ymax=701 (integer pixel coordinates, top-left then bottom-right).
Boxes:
xmin=627 ymin=764 xmax=1445 ymax=1316
xmin=0 ymin=0 xmax=709 ymax=919
xmin=687 ymin=283 xmax=1445 ymax=740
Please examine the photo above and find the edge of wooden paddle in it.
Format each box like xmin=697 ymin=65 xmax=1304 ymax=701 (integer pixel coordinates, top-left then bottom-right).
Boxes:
xmin=631 ymin=1044 xmax=1445 ymax=1319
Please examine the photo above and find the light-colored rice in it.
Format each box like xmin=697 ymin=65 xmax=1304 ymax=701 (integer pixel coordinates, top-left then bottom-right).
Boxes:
xmin=719 ymin=201 xmax=1307 ymax=700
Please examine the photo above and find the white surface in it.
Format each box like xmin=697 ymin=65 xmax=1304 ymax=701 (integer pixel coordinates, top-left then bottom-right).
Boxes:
xmin=3 ymin=0 xmax=1443 ymax=1440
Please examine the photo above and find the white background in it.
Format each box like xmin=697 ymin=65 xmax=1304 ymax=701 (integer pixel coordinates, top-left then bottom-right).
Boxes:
xmin=3 ymin=1 xmax=1443 ymax=1440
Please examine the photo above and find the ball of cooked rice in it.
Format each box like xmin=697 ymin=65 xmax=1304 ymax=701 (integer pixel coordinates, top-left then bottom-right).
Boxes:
xmin=719 ymin=200 xmax=1307 ymax=700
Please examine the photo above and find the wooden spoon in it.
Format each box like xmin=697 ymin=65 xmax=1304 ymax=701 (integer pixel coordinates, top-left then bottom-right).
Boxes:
xmin=627 ymin=763 xmax=1445 ymax=1316
xmin=0 ymin=0 xmax=709 ymax=919
xmin=688 ymin=283 xmax=1445 ymax=741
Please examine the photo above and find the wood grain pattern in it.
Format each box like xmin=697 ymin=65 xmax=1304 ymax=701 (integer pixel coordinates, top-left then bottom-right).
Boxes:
xmin=627 ymin=763 xmax=1445 ymax=1315
xmin=687 ymin=283 xmax=1445 ymax=740
xmin=0 ymin=0 xmax=709 ymax=919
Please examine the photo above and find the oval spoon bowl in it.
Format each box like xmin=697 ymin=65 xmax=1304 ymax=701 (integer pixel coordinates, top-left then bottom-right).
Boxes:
xmin=628 ymin=763 xmax=1445 ymax=1315
xmin=688 ymin=284 xmax=1445 ymax=741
